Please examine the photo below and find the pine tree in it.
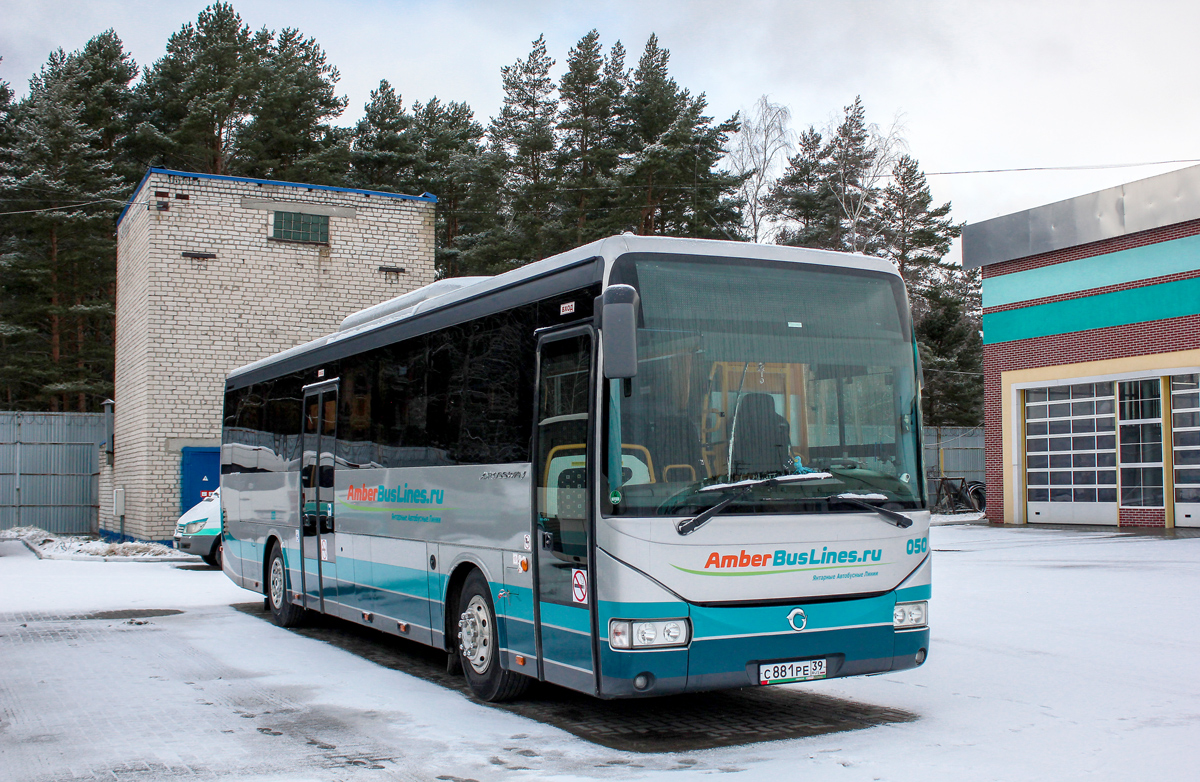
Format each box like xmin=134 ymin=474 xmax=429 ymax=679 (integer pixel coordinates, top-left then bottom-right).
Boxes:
xmin=0 ymin=61 xmax=21 ymax=408
xmin=234 ymin=27 xmax=349 ymax=183
xmin=617 ymin=35 xmax=744 ymax=238
xmin=917 ymin=284 xmax=983 ymax=426
xmin=876 ymin=154 xmax=961 ymax=308
xmin=408 ymin=98 xmax=492 ymax=278
xmin=768 ymin=127 xmax=842 ymax=247
xmin=71 ymin=31 xmax=138 ymax=183
xmin=131 ymin=2 xmax=270 ymax=174
xmin=0 ymin=47 xmax=128 ymax=411
xmin=464 ymin=35 xmax=560 ymax=271
xmin=822 ymin=96 xmax=885 ymax=254
xmin=348 ymin=80 xmax=417 ymax=192
xmin=556 ymin=30 xmax=622 ymax=247
xmin=0 ymin=64 xmax=12 ymax=123
xmin=768 ymin=97 xmax=901 ymax=254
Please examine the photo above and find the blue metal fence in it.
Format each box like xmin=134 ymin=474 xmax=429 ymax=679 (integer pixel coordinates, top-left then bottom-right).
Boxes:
xmin=0 ymin=412 xmax=104 ymax=534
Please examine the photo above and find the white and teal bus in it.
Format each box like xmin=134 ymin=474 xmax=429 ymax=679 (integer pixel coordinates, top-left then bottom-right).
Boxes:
xmin=220 ymin=235 xmax=930 ymax=701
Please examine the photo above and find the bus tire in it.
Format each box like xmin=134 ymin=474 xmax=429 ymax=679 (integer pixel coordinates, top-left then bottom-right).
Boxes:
xmin=456 ymin=569 xmax=530 ymax=702
xmin=267 ymin=543 xmax=305 ymax=628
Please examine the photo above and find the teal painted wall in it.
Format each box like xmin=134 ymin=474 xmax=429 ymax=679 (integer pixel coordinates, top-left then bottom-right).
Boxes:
xmin=982 ymin=276 xmax=1200 ymax=344
xmin=982 ymin=233 xmax=1200 ymax=309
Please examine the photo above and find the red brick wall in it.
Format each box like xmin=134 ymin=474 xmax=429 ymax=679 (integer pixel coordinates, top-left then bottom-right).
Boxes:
xmin=983 ymin=314 xmax=1200 ymax=525
xmin=1119 ymin=508 xmax=1166 ymax=527
xmin=981 ymin=218 xmax=1200 ymax=279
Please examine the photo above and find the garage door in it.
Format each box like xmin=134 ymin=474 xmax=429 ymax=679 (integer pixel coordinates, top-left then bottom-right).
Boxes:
xmin=1172 ymin=374 xmax=1200 ymax=528
xmin=1024 ymin=382 xmax=1118 ymax=524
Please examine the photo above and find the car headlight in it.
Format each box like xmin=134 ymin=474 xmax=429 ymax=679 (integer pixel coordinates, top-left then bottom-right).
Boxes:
xmin=184 ymin=520 xmax=209 ymax=535
xmin=608 ymin=618 xmax=691 ymax=650
xmin=893 ymin=601 xmax=928 ymax=629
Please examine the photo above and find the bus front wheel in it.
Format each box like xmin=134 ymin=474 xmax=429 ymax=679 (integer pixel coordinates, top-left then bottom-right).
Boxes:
xmin=267 ymin=544 xmax=305 ymax=628
xmin=456 ymin=569 xmax=530 ymax=702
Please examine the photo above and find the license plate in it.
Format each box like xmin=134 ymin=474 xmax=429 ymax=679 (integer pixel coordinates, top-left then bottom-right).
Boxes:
xmin=759 ymin=658 xmax=827 ymax=685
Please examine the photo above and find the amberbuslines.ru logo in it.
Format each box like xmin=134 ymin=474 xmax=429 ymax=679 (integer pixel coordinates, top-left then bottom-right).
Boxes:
xmin=346 ymin=484 xmax=445 ymax=505
xmin=704 ymin=547 xmax=883 ymax=570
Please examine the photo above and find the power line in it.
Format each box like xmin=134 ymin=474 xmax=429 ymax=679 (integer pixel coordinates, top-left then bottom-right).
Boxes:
xmin=0 ymin=199 xmax=125 ymax=216
xmin=925 ymin=158 xmax=1200 ymax=176
xmin=924 ymin=368 xmax=984 ymax=376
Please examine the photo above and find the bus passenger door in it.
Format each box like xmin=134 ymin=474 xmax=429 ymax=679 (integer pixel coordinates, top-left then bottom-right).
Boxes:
xmin=301 ymin=382 xmax=339 ymax=613
xmin=532 ymin=330 xmax=597 ymax=693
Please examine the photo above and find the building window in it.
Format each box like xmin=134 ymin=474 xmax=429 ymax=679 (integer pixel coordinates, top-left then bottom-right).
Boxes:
xmin=1118 ymin=379 xmax=1163 ymax=507
xmin=272 ymin=211 xmax=329 ymax=244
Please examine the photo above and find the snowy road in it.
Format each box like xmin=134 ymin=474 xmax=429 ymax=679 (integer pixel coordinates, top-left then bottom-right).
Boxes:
xmin=1 ymin=523 xmax=1198 ymax=781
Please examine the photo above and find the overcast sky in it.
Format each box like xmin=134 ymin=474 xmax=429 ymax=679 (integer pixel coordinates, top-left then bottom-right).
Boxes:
xmin=3 ymin=1 xmax=1197 ymax=264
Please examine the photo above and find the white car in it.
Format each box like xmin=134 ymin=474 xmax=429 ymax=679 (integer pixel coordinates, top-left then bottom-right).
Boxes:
xmin=173 ymin=487 xmax=223 ymax=567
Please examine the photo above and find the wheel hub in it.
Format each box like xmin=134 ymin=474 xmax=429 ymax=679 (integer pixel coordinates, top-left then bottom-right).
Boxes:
xmin=458 ymin=595 xmax=492 ymax=674
xmin=269 ymin=557 xmax=284 ymax=609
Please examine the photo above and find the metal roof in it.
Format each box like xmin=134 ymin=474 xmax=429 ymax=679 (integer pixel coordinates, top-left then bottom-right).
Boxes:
xmin=962 ymin=164 xmax=1200 ymax=270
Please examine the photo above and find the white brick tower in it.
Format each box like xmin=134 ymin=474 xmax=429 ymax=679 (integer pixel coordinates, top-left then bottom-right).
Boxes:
xmin=100 ymin=169 xmax=436 ymax=541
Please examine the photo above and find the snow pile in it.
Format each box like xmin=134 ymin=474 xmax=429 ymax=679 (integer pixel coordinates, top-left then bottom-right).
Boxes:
xmin=931 ymin=510 xmax=986 ymax=524
xmin=0 ymin=526 xmax=190 ymax=559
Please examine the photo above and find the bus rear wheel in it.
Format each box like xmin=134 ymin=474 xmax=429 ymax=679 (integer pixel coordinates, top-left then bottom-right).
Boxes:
xmin=456 ymin=570 xmax=530 ymax=702
xmin=267 ymin=543 xmax=305 ymax=628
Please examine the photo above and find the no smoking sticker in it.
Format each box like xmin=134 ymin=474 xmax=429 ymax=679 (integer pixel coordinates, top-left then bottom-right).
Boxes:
xmin=571 ymin=568 xmax=588 ymax=604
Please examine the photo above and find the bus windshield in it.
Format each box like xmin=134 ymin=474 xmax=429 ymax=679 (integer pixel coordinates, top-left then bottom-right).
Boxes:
xmin=603 ymin=253 xmax=923 ymax=517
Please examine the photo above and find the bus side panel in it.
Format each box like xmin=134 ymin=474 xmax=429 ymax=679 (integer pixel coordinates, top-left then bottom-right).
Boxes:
xmin=243 ymin=471 xmax=294 ymax=593
xmin=220 ymin=472 xmax=246 ymax=586
xmin=500 ymin=549 xmax=537 ymax=673
xmin=359 ymin=534 xmax=435 ymax=647
xmin=335 ymin=464 xmax=531 ymax=650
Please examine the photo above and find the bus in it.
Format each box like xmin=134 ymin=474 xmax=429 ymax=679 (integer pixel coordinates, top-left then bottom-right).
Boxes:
xmin=220 ymin=235 xmax=930 ymax=702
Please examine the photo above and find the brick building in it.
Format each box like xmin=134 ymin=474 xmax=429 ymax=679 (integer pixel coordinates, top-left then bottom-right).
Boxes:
xmin=100 ymin=168 xmax=436 ymax=541
xmin=964 ymin=165 xmax=1200 ymax=528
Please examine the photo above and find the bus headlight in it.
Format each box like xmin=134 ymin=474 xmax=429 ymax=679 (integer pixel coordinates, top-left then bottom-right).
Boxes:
xmin=609 ymin=619 xmax=691 ymax=650
xmin=893 ymin=601 xmax=928 ymax=629
xmin=184 ymin=521 xmax=208 ymax=535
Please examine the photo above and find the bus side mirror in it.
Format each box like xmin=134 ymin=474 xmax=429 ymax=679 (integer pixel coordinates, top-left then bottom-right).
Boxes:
xmin=601 ymin=284 xmax=639 ymax=379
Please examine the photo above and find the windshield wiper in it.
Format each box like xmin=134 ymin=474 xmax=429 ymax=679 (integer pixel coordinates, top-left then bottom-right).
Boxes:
xmin=675 ymin=473 xmax=833 ymax=536
xmin=824 ymin=494 xmax=913 ymax=528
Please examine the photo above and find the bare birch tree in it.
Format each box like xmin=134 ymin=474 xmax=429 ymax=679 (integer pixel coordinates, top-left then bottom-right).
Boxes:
xmin=822 ymin=96 xmax=905 ymax=255
xmin=728 ymin=95 xmax=793 ymax=242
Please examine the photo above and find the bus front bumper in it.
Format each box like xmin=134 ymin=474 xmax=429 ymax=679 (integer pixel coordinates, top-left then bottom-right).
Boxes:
xmin=597 ymin=594 xmax=929 ymax=698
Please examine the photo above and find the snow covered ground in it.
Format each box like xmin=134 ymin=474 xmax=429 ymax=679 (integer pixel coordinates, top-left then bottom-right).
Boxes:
xmin=0 ymin=525 xmax=196 ymax=560
xmin=1 ymin=522 xmax=1198 ymax=781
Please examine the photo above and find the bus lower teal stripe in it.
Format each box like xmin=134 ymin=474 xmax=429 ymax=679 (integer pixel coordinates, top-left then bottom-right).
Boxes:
xmin=982 ymin=276 xmax=1200 ymax=344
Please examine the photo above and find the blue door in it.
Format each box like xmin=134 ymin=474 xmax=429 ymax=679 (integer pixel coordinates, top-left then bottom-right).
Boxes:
xmin=180 ymin=447 xmax=220 ymax=513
